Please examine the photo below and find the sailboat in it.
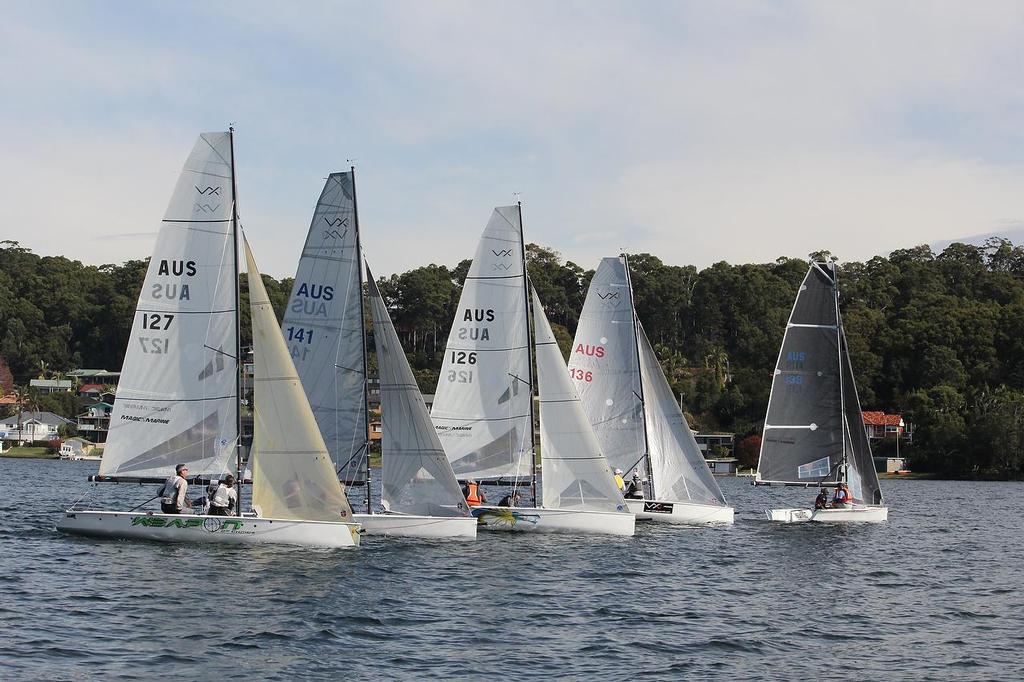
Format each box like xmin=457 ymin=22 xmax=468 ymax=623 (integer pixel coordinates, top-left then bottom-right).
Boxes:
xmin=431 ymin=206 xmax=634 ymax=536
xmin=755 ymin=261 xmax=888 ymax=523
xmin=57 ymin=131 xmax=361 ymax=548
xmin=570 ymin=255 xmax=734 ymax=524
xmin=282 ymin=171 xmax=474 ymax=538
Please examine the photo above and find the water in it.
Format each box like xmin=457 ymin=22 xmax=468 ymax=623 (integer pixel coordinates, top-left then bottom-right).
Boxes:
xmin=1 ymin=459 xmax=1022 ymax=681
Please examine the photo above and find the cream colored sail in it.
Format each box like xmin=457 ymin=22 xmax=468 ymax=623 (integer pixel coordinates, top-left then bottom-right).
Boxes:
xmin=245 ymin=237 xmax=354 ymax=522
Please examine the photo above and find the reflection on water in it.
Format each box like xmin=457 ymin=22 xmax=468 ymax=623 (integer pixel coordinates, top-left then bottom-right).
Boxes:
xmin=1 ymin=459 xmax=1022 ymax=680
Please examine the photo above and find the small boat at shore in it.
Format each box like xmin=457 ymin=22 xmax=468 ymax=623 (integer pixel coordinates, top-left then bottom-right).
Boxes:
xmin=57 ymin=131 xmax=360 ymax=547
xmin=755 ymin=261 xmax=888 ymax=523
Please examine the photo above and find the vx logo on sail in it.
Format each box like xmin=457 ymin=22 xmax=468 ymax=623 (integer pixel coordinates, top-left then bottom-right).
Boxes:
xmin=193 ymin=203 xmax=221 ymax=214
xmin=491 ymin=249 xmax=513 ymax=257
xmin=194 ymin=186 xmax=222 ymax=196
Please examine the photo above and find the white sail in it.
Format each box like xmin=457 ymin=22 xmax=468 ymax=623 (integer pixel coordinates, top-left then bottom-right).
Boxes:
xmin=245 ymin=238 xmax=354 ymax=523
xmin=637 ymin=324 xmax=729 ymax=506
xmin=366 ymin=269 xmax=469 ymax=517
xmin=100 ymin=132 xmax=238 ymax=478
xmin=534 ymin=289 xmax=626 ymax=513
xmin=431 ymin=206 xmax=533 ymax=481
xmin=281 ymin=172 xmax=367 ymax=480
xmin=568 ymin=257 xmax=646 ymax=477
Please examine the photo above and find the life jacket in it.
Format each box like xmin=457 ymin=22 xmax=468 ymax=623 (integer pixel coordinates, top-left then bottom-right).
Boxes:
xmin=833 ymin=488 xmax=851 ymax=504
xmin=161 ymin=475 xmax=187 ymax=509
xmin=614 ymin=474 xmax=625 ymax=491
xmin=209 ymin=484 xmax=236 ymax=509
xmin=465 ymin=483 xmax=482 ymax=506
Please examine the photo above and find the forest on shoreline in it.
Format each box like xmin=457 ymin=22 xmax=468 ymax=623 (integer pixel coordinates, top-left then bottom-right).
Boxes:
xmin=3 ymin=237 xmax=1024 ymax=480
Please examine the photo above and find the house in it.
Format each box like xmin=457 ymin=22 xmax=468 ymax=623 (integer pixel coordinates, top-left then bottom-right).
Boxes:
xmin=706 ymin=457 xmax=739 ymax=475
xmin=66 ymin=369 xmax=121 ymax=385
xmin=76 ymin=402 xmax=113 ymax=443
xmin=693 ymin=432 xmax=735 ymax=458
xmin=29 ymin=379 xmax=73 ymax=394
xmin=862 ymin=412 xmax=910 ymax=440
xmin=78 ymin=383 xmax=106 ymax=399
xmin=60 ymin=437 xmax=97 ymax=460
xmin=0 ymin=411 xmax=74 ymax=444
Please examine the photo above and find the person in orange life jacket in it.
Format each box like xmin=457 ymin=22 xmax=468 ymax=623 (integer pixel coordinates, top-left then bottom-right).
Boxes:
xmin=462 ymin=479 xmax=486 ymax=507
xmin=160 ymin=464 xmax=190 ymax=514
xmin=832 ymin=482 xmax=853 ymax=508
xmin=814 ymin=488 xmax=829 ymax=510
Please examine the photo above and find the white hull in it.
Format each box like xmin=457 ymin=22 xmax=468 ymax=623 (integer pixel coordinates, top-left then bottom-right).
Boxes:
xmin=471 ymin=506 xmax=635 ymax=536
xmin=57 ymin=510 xmax=361 ymax=548
xmin=626 ymin=498 xmax=734 ymax=524
xmin=353 ymin=513 xmax=477 ymax=539
xmin=766 ymin=506 xmax=889 ymax=523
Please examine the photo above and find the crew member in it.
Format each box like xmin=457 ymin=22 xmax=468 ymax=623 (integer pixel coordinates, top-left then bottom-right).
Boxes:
xmin=624 ymin=472 xmax=644 ymax=499
xmin=814 ymin=487 xmax=829 ymax=510
xmin=208 ymin=474 xmax=238 ymax=516
xmin=832 ymin=482 xmax=853 ymax=508
xmin=160 ymin=464 xmax=190 ymax=514
xmin=613 ymin=468 xmax=625 ymax=492
xmin=497 ymin=491 xmax=521 ymax=507
xmin=462 ymin=479 xmax=486 ymax=507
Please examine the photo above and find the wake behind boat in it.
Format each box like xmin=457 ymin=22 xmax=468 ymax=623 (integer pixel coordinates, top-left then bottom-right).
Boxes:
xmin=57 ymin=131 xmax=360 ymax=548
xmin=570 ymin=255 xmax=733 ymax=524
xmin=754 ymin=261 xmax=888 ymax=523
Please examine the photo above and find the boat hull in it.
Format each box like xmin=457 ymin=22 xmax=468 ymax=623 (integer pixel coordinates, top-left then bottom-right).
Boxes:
xmin=353 ymin=513 xmax=477 ymax=539
xmin=626 ymin=498 xmax=734 ymax=524
xmin=56 ymin=510 xmax=361 ymax=547
xmin=766 ymin=506 xmax=889 ymax=523
xmin=471 ymin=506 xmax=635 ymax=536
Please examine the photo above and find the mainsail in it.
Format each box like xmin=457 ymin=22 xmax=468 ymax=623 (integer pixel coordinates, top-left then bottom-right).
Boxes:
xmin=756 ymin=262 xmax=883 ymax=504
xmin=366 ymin=269 xmax=469 ymax=517
xmin=245 ymin=238 xmax=353 ymax=522
xmin=637 ymin=324 xmax=728 ymax=506
xmin=431 ymin=206 xmax=533 ymax=481
xmin=281 ymin=172 xmax=367 ymax=481
xmin=100 ymin=132 xmax=238 ymax=478
xmin=533 ymin=289 xmax=625 ymax=512
xmin=568 ymin=257 xmax=646 ymax=477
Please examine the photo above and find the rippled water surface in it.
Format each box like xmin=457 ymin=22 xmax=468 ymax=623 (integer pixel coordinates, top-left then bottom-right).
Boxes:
xmin=2 ymin=459 xmax=1022 ymax=680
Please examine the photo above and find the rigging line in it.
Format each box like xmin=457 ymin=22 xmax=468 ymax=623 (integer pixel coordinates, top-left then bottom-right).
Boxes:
xmin=507 ymin=372 xmax=532 ymax=387
xmin=203 ymin=345 xmax=238 ymax=360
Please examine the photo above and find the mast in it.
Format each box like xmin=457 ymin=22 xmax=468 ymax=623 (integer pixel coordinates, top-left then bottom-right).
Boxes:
xmin=622 ymin=252 xmax=654 ymax=497
xmin=833 ymin=261 xmax=847 ymax=485
xmin=351 ymin=167 xmax=372 ymax=514
xmin=228 ymin=126 xmax=243 ymax=515
xmin=518 ymin=202 xmax=538 ymax=505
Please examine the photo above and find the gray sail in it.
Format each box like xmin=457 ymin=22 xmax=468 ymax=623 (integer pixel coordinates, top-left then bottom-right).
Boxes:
xmin=757 ymin=262 xmax=845 ymax=486
xmin=366 ymin=269 xmax=469 ymax=517
xmin=637 ymin=324 xmax=729 ymax=506
xmin=568 ymin=256 xmax=646 ymax=477
xmin=841 ymin=329 xmax=884 ymax=505
xmin=282 ymin=173 xmax=366 ymax=481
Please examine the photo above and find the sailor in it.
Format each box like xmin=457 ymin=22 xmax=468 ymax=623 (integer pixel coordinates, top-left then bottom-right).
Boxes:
xmin=462 ymin=479 xmax=486 ymax=507
xmin=207 ymin=474 xmax=237 ymax=516
xmin=497 ymin=491 xmax=521 ymax=507
xmin=832 ymin=482 xmax=853 ymax=508
xmin=624 ymin=472 xmax=644 ymax=499
xmin=814 ymin=487 xmax=829 ymax=510
xmin=160 ymin=464 xmax=190 ymax=514
xmin=613 ymin=468 xmax=625 ymax=492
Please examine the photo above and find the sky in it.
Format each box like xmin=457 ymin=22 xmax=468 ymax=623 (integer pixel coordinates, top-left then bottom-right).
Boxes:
xmin=2 ymin=1 xmax=1023 ymax=278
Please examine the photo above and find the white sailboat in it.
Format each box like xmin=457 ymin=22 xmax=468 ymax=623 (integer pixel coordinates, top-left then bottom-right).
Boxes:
xmin=570 ymin=256 xmax=734 ymax=524
xmin=281 ymin=171 xmax=474 ymax=538
xmin=57 ymin=131 xmax=361 ymax=548
xmin=755 ymin=261 xmax=888 ymax=523
xmin=432 ymin=206 xmax=634 ymax=536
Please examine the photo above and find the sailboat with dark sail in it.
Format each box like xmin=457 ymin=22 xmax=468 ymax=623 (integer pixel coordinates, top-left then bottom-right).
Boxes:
xmin=755 ymin=261 xmax=888 ymax=523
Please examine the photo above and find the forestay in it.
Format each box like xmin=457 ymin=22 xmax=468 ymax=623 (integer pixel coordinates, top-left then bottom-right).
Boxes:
xmin=431 ymin=206 xmax=533 ymax=481
xmin=281 ymin=172 xmax=366 ymax=480
xmin=366 ymin=270 xmax=469 ymax=517
xmin=100 ymin=132 xmax=237 ymax=479
xmin=533 ymin=290 xmax=626 ymax=512
xmin=569 ymin=257 xmax=646 ymax=477
xmin=637 ymin=324 xmax=728 ymax=506
xmin=245 ymin=238 xmax=353 ymax=523
xmin=756 ymin=262 xmax=844 ymax=486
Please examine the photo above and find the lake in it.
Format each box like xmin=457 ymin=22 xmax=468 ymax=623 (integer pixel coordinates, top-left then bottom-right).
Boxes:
xmin=1 ymin=458 xmax=1021 ymax=680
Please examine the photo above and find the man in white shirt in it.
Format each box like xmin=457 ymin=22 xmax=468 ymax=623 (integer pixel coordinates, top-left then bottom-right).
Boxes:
xmin=160 ymin=464 xmax=190 ymax=514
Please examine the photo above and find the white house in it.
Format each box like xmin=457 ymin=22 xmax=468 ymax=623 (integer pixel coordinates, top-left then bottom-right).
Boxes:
xmin=0 ymin=411 xmax=74 ymax=444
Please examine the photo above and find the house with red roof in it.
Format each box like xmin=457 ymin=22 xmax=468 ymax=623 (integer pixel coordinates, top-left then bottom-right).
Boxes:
xmin=862 ymin=411 xmax=909 ymax=440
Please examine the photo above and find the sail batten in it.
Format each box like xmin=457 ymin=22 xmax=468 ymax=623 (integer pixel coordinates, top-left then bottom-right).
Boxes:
xmin=100 ymin=132 xmax=238 ymax=479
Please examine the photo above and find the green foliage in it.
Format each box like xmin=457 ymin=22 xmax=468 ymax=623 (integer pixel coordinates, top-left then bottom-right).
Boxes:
xmin=8 ymin=237 xmax=1024 ymax=478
